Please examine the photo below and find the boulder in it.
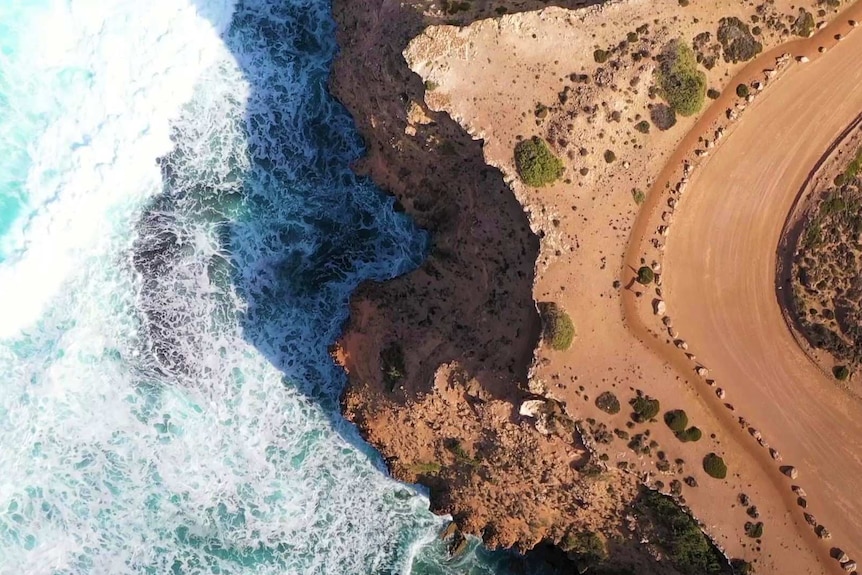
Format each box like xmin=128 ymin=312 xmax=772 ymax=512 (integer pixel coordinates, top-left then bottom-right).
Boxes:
xmin=783 ymin=466 xmax=799 ymax=479
xmin=837 ymin=551 xmax=850 ymax=564
xmin=793 ymin=485 xmax=807 ymax=497
xmin=804 ymin=512 xmax=817 ymax=526
xmin=668 ymin=328 xmax=679 ymax=338
xmin=654 ymin=299 xmax=667 ymax=316
xmin=519 ymin=399 xmax=548 ymax=419
xmin=716 ymin=388 xmax=726 ymax=399
xmin=841 ymin=561 xmax=856 ymax=572
xmin=797 ymin=55 xmax=810 ymax=63
xmin=696 ymin=366 xmax=709 ymax=377
xmin=816 ymin=525 xmax=831 ymax=539
xmin=676 ymin=339 xmax=689 ymax=350
xmin=662 ymin=316 xmax=673 ymax=327
xmin=770 ymin=448 xmax=782 ymax=461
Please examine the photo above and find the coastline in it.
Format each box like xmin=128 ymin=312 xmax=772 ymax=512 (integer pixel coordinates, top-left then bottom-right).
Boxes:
xmin=329 ymin=0 xmax=862 ymax=572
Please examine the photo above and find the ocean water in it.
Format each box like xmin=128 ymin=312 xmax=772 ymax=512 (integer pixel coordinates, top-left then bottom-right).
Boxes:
xmin=0 ymin=1 xmax=553 ymax=574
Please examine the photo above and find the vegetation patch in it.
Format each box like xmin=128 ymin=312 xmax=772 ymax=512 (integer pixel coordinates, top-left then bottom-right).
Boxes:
xmin=676 ymin=426 xmax=703 ymax=442
xmin=703 ymin=453 xmax=728 ymax=479
xmin=593 ymin=49 xmax=609 ymax=63
xmin=560 ymin=531 xmax=607 ymax=568
xmin=736 ymin=83 xmax=750 ymax=98
xmin=637 ymin=266 xmax=655 ymax=285
xmin=595 ymin=391 xmax=621 ymax=414
xmin=635 ymin=489 xmax=731 ymax=575
xmin=834 ymin=365 xmax=850 ymax=380
xmin=744 ymin=521 xmax=764 ymax=538
xmin=664 ymin=409 xmax=689 ymax=433
xmin=632 ymin=188 xmax=646 ymax=205
xmin=514 ymin=137 xmax=564 ymax=187
xmin=791 ymin=184 xmax=862 ymax=366
xmin=635 ymin=120 xmax=650 ymax=134
xmin=630 ymin=394 xmax=661 ymax=423
xmin=717 ymin=17 xmax=762 ymax=63
xmin=408 ymin=461 xmax=443 ymax=475
xmin=792 ymin=9 xmax=815 ymax=37
xmin=655 ymin=40 xmax=707 ymax=116
xmin=539 ymin=302 xmax=575 ymax=351
xmin=381 ymin=343 xmax=406 ymax=392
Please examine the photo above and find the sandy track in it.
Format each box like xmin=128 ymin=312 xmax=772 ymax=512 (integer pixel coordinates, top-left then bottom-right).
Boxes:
xmin=650 ymin=15 xmax=862 ymax=568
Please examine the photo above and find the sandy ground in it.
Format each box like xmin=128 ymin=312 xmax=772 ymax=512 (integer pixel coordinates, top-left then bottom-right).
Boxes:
xmin=655 ymin=12 xmax=862 ymax=571
xmin=405 ymin=0 xmax=862 ymax=572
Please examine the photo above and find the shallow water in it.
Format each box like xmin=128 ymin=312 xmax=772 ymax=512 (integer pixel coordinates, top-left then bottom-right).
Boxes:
xmin=0 ymin=1 xmax=561 ymax=574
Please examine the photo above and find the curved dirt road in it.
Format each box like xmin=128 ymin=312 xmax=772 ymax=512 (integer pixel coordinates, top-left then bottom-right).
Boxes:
xmin=660 ymin=20 xmax=862 ymax=566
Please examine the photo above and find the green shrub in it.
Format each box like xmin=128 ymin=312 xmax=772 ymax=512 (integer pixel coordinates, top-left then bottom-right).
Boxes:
xmin=381 ymin=343 xmax=406 ymax=391
xmin=736 ymin=83 xmax=750 ymax=98
xmin=637 ymin=266 xmax=655 ymax=284
xmin=792 ymin=9 xmax=815 ymax=37
xmin=561 ymin=531 xmax=607 ymax=566
xmin=703 ymin=453 xmax=727 ymax=479
xmin=635 ymin=120 xmax=651 ymax=134
xmin=596 ymin=391 xmax=621 ymax=414
xmin=632 ymin=188 xmax=646 ymax=205
xmin=408 ymin=461 xmax=443 ymax=475
xmin=637 ymin=490 xmax=726 ymax=574
xmin=834 ymin=365 xmax=850 ymax=380
xmin=707 ymin=88 xmax=720 ymax=99
xmin=656 ymin=40 xmax=707 ymax=116
xmin=540 ymin=302 xmax=575 ymax=350
xmin=744 ymin=521 xmax=764 ymax=538
xmin=604 ymin=149 xmax=617 ymax=163
xmin=630 ymin=395 xmax=661 ymax=423
xmin=664 ymin=409 xmax=689 ymax=433
xmin=424 ymin=80 xmax=439 ymax=91
xmin=718 ymin=17 xmax=763 ymax=63
xmin=627 ymin=31 xmax=639 ymax=43
xmin=594 ymin=49 xmax=609 ymax=63
xmin=677 ymin=426 xmax=702 ymax=442
xmin=514 ymin=137 xmax=564 ymax=187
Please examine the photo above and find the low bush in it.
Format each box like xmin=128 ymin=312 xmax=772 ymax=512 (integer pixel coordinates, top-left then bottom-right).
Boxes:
xmin=635 ymin=120 xmax=651 ymax=134
xmin=744 ymin=521 xmax=764 ymax=538
xmin=604 ymin=149 xmax=617 ymax=163
xmin=637 ymin=266 xmax=655 ymax=285
xmin=656 ymin=40 xmax=707 ymax=116
xmin=514 ymin=137 xmax=564 ymax=187
xmin=540 ymin=302 xmax=576 ymax=351
xmin=703 ymin=453 xmax=728 ymax=479
xmin=650 ymin=104 xmax=678 ymax=131
xmin=736 ymin=83 xmax=750 ymax=98
xmin=718 ymin=17 xmax=763 ymax=63
xmin=596 ymin=391 xmax=621 ymax=414
xmin=381 ymin=343 xmax=406 ymax=391
xmin=594 ymin=49 xmax=609 ymax=63
xmin=677 ymin=426 xmax=703 ymax=442
xmin=664 ymin=409 xmax=689 ymax=433
xmin=707 ymin=88 xmax=721 ymax=99
xmin=632 ymin=188 xmax=646 ymax=205
xmin=630 ymin=395 xmax=661 ymax=423
xmin=561 ymin=531 xmax=607 ymax=567
xmin=833 ymin=365 xmax=850 ymax=380
xmin=792 ymin=9 xmax=815 ymax=37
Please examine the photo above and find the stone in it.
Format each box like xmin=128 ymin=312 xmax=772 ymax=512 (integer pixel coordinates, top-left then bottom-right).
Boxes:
xmin=770 ymin=448 xmax=782 ymax=461
xmin=519 ymin=399 xmax=548 ymax=418
xmin=654 ymin=299 xmax=667 ymax=316
xmin=696 ymin=366 xmax=709 ymax=377
xmin=797 ymin=55 xmax=810 ymax=63
xmin=841 ymin=561 xmax=856 ymax=572
xmin=784 ymin=466 xmax=799 ymax=479
xmin=716 ymin=388 xmax=726 ymax=399
xmin=793 ymin=485 xmax=807 ymax=497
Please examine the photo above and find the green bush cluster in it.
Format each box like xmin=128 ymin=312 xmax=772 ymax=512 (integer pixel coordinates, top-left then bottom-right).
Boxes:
xmin=560 ymin=531 xmax=607 ymax=567
xmin=514 ymin=137 xmax=564 ymax=187
xmin=792 ymin=9 xmax=815 ymax=37
xmin=635 ymin=120 xmax=651 ymax=134
xmin=594 ymin=49 xmax=609 ymax=63
xmin=736 ymin=83 xmax=750 ymax=98
xmin=744 ymin=521 xmax=764 ymax=538
xmin=595 ymin=391 xmax=621 ymax=414
xmin=703 ymin=453 xmax=728 ymax=479
xmin=656 ymin=40 xmax=707 ymax=117
xmin=540 ymin=302 xmax=575 ymax=351
xmin=707 ymin=88 xmax=721 ymax=99
xmin=664 ymin=410 xmax=689 ymax=432
xmin=717 ymin=17 xmax=763 ymax=63
xmin=637 ymin=490 xmax=728 ymax=574
xmin=677 ymin=426 xmax=703 ymax=442
xmin=630 ymin=395 xmax=660 ymax=423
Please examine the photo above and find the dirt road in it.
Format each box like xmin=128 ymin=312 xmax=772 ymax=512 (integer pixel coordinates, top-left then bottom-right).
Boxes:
xmin=658 ymin=15 xmax=862 ymax=568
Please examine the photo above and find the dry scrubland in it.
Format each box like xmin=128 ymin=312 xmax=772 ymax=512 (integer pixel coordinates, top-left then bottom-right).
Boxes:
xmin=333 ymin=0 xmax=862 ymax=573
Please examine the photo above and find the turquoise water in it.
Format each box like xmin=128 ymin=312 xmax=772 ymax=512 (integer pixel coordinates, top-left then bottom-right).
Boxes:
xmin=0 ymin=1 xmax=559 ymax=574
